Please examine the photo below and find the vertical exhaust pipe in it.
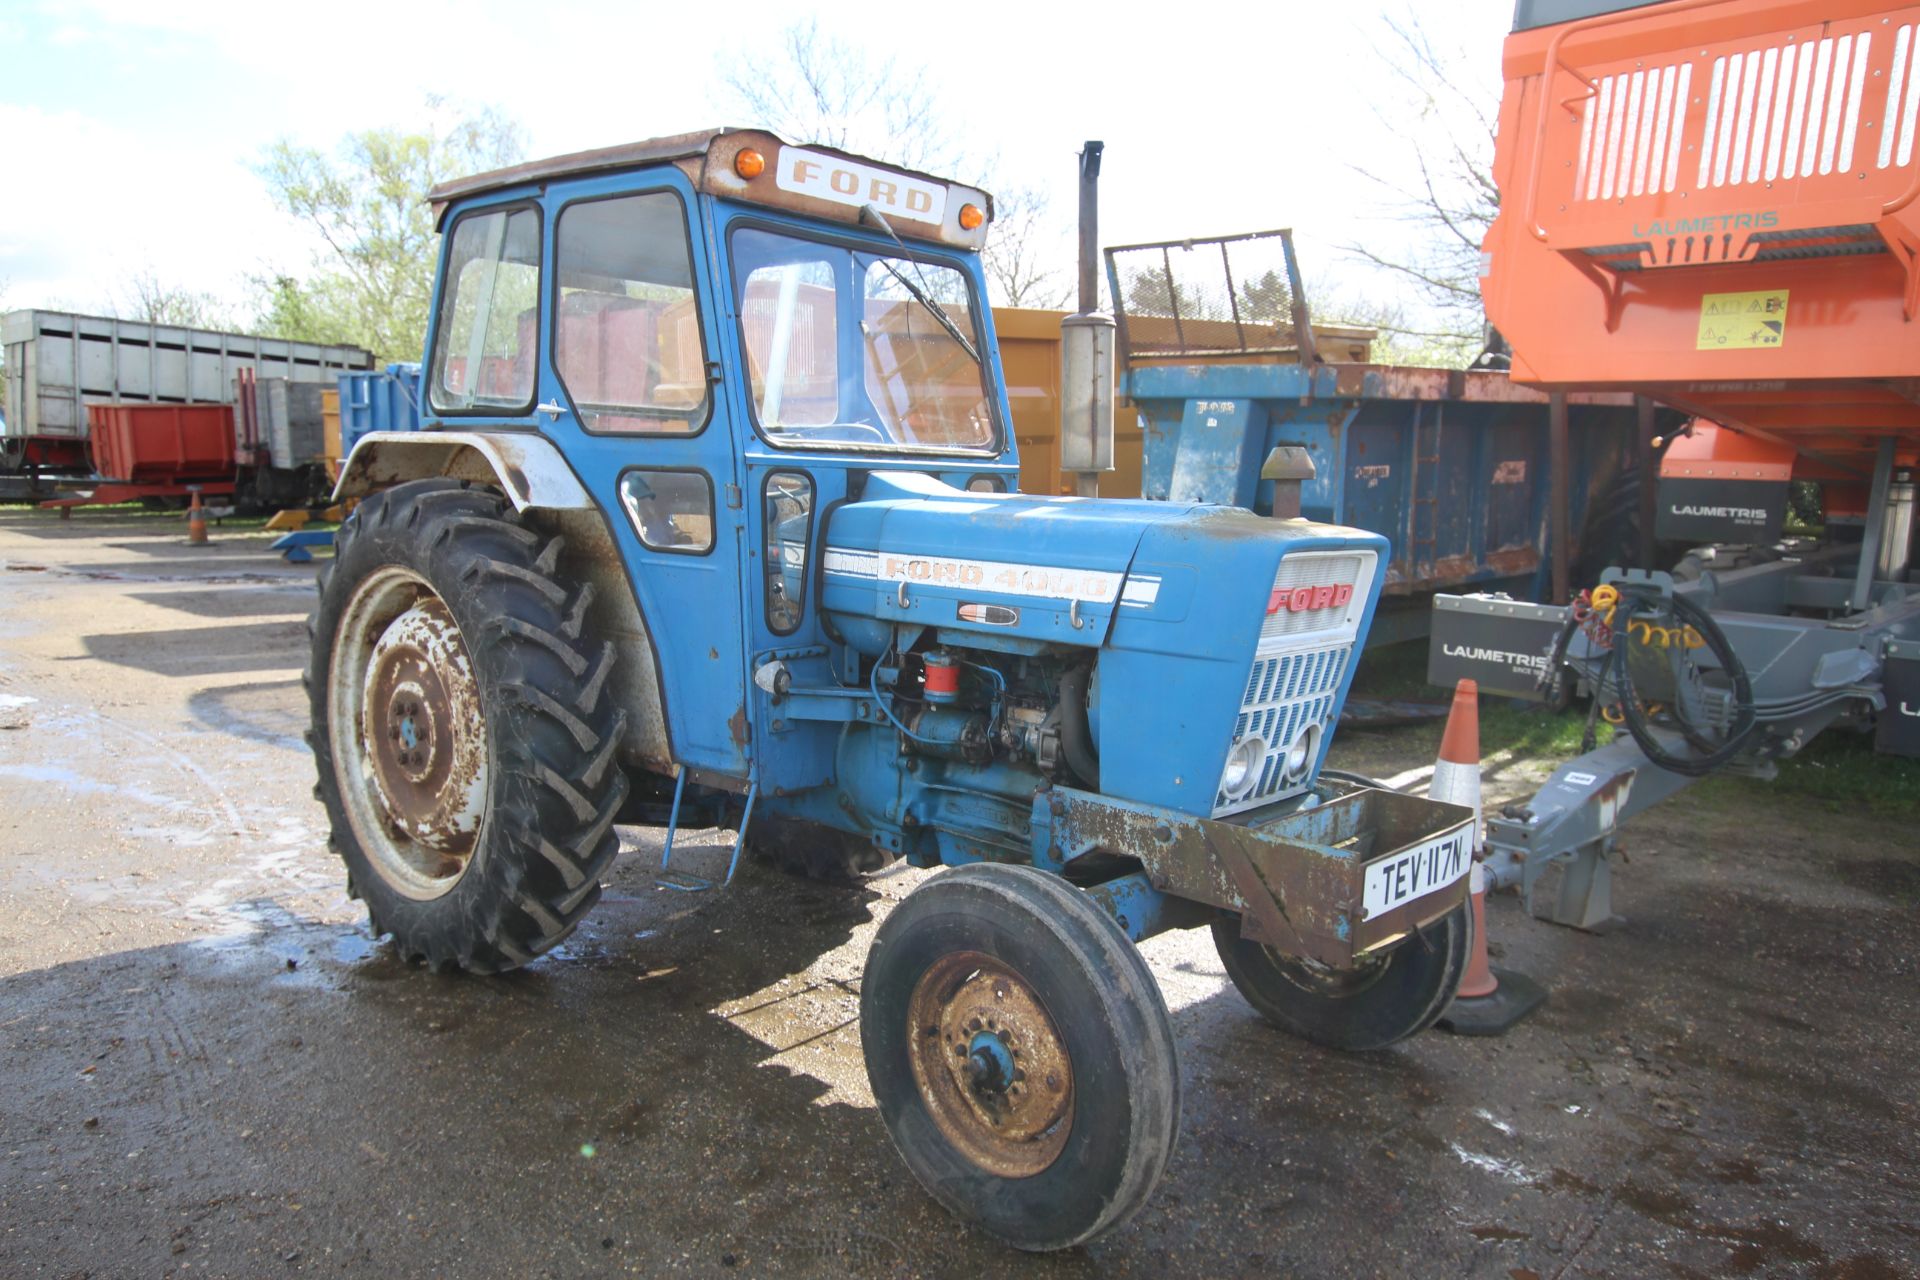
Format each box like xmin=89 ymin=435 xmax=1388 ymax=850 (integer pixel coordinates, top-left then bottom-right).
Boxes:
xmin=1077 ymin=141 xmax=1103 ymax=314
xmin=1060 ymin=141 xmax=1114 ymax=500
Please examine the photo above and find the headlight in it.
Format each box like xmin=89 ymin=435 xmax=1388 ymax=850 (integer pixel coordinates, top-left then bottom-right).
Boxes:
xmin=1221 ymin=737 xmax=1264 ymax=798
xmin=1283 ymin=723 xmax=1321 ymax=780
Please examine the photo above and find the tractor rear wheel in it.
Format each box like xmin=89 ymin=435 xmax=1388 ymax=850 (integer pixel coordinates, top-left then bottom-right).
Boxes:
xmin=1211 ymin=904 xmax=1471 ymax=1051
xmin=306 ymin=480 xmax=628 ymax=972
xmin=860 ymin=863 xmax=1180 ymax=1250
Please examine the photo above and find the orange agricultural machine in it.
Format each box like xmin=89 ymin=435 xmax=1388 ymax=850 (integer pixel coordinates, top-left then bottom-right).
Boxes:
xmin=1483 ymin=0 xmax=1919 ymax=461
xmin=1430 ymin=0 xmax=1920 ymax=956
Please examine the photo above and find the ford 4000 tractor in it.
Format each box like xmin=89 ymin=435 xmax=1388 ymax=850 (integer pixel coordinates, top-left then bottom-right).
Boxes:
xmin=314 ymin=128 xmax=1476 ymax=1249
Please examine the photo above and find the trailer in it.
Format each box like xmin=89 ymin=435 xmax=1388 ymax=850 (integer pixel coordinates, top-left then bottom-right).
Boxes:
xmin=1429 ymin=0 xmax=1919 ymax=935
xmin=1094 ymin=229 xmax=1656 ymax=644
xmin=0 ymin=309 xmax=373 ymax=490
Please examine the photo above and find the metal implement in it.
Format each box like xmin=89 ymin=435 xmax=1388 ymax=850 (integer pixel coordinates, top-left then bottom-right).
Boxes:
xmin=1435 ymin=546 xmax=1920 ymax=926
xmin=1433 ymin=0 xmax=1920 ymax=934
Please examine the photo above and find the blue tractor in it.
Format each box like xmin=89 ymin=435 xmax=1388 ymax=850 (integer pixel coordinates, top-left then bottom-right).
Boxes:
xmin=316 ymin=129 xmax=1477 ymax=1249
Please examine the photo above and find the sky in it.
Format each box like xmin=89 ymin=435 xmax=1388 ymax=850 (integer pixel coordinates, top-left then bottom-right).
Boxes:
xmin=0 ymin=0 xmax=1512 ymax=325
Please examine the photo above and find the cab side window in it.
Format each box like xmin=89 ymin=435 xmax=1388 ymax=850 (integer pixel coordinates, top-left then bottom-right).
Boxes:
xmin=762 ymin=472 xmax=814 ymax=633
xmin=430 ymin=206 xmax=542 ymax=413
xmin=554 ymin=192 xmax=709 ymax=434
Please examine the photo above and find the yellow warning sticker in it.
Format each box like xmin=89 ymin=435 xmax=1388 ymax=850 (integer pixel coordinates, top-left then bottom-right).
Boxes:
xmin=1696 ymin=289 xmax=1788 ymax=350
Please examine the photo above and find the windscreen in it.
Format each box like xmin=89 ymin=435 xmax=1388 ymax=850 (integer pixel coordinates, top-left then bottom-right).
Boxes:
xmin=730 ymin=227 xmax=996 ymax=453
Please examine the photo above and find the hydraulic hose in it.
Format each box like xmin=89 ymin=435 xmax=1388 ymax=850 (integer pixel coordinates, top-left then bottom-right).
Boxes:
xmin=1320 ymin=767 xmax=1394 ymax=792
xmin=1057 ymin=664 xmax=1101 ymax=790
xmin=1609 ymin=589 xmax=1757 ymax=777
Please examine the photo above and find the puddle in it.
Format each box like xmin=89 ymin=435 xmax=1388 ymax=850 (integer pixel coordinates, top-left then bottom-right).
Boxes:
xmin=190 ymin=897 xmax=394 ymax=989
xmin=0 ymin=761 xmax=196 ymax=812
xmin=1449 ymin=1143 xmax=1537 ymax=1186
xmin=1467 ymin=1224 xmax=1529 ymax=1242
xmin=1474 ymin=1107 xmax=1517 ymax=1137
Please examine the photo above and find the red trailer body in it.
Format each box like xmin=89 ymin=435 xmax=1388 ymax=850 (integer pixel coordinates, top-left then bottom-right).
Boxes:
xmin=86 ymin=404 xmax=237 ymax=485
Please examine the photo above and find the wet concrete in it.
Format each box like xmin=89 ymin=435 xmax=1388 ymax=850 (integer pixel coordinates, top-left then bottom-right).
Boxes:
xmin=1 ymin=508 xmax=1915 ymax=1277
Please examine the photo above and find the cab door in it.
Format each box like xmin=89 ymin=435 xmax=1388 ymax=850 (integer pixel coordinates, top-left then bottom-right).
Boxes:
xmin=534 ymin=175 xmax=752 ymax=781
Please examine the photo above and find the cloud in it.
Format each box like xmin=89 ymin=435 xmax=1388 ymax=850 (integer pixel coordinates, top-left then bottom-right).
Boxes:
xmin=0 ymin=104 xmax=307 ymax=314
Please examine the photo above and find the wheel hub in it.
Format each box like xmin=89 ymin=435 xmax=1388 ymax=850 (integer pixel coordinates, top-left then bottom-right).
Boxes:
xmin=357 ymin=595 xmax=487 ymax=874
xmin=906 ymin=951 xmax=1073 ymax=1179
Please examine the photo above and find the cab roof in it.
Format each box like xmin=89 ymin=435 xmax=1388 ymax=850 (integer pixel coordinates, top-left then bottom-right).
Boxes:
xmin=428 ymin=128 xmax=726 ymax=209
xmin=426 ymin=127 xmax=995 ymax=252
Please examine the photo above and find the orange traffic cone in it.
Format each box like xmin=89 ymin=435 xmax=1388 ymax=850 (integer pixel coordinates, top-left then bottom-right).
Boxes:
xmin=1431 ymin=681 xmax=1548 ymax=1036
xmin=1430 ymin=678 xmax=1482 ymax=845
xmin=1456 ymin=862 xmax=1499 ymax=1001
xmin=187 ymin=488 xmax=209 ymax=545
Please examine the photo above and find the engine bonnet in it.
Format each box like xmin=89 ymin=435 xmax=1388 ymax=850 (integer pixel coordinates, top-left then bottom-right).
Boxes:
xmin=819 ymin=471 xmax=1209 ymax=645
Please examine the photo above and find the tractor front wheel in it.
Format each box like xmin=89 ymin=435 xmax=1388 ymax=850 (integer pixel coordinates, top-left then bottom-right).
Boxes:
xmin=1211 ymin=904 xmax=1471 ymax=1051
xmin=860 ymin=863 xmax=1180 ymax=1251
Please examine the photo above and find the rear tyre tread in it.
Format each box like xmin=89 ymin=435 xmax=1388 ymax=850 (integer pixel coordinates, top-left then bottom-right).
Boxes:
xmin=464 ymin=554 xmax=568 ymax=605
xmin=307 ymin=479 xmax=629 ymax=974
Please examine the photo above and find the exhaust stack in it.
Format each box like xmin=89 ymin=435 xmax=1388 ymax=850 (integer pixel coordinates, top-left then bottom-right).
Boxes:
xmin=1059 ymin=141 xmax=1114 ymax=500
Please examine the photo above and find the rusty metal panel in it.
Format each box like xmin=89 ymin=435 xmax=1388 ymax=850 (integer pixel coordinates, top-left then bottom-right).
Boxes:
xmin=1040 ymin=782 xmax=1474 ymax=969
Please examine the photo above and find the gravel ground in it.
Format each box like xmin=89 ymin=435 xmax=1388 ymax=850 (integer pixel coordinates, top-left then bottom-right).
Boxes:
xmin=0 ymin=507 xmax=1914 ymax=1278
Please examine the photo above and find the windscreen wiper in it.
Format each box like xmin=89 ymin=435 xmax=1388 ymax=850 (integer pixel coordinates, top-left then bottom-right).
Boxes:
xmin=859 ymin=204 xmax=980 ymax=365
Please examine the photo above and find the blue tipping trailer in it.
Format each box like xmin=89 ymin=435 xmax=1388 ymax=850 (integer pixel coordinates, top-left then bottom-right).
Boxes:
xmin=336 ymin=362 xmax=423 ymax=459
xmin=1106 ymin=231 xmax=1649 ymax=642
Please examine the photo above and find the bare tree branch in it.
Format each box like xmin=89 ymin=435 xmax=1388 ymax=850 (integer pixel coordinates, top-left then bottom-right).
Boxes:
xmin=714 ymin=22 xmax=1070 ymax=309
xmin=1339 ymin=6 xmax=1502 ymax=362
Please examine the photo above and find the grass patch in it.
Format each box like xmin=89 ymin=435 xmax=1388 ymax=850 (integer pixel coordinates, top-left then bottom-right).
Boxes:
xmin=1350 ymin=638 xmax=1919 ymax=818
xmin=1348 ymin=639 xmax=1435 ymax=702
xmin=1348 ymin=638 xmax=1612 ymax=766
xmin=1698 ymin=729 xmax=1920 ymax=821
xmin=3 ymin=500 xmax=280 ymax=532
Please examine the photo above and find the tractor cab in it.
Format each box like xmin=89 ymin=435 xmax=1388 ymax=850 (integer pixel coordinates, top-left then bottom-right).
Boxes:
xmin=321 ymin=128 xmax=1479 ymax=1251
xmin=393 ymin=130 xmax=1013 ymax=784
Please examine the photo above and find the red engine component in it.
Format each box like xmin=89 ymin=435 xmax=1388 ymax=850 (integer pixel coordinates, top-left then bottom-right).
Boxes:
xmin=922 ymin=650 xmax=962 ymax=703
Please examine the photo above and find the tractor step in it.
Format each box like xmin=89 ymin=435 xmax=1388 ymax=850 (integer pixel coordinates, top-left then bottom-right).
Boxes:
xmin=654 ymin=772 xmax=758 ymax=893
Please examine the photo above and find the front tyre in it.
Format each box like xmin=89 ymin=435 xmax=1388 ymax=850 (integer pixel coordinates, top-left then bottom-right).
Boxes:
xmin=306 ymin=480 xmax=629 ymax=972
xmin=860 ymin=864 xmax=1180 ymax=1251
xmin=1211 ymin=904 xmax=1471 ymax=1051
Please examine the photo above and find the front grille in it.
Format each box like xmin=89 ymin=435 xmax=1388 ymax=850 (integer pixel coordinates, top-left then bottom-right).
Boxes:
xmin=1214 ymin=549 xmax=1375 ymax=817
xmin=1261 ymin=552 xmax=1368 ymax=641
xmin=1215 ymin=645 xmax=1351 ymax=815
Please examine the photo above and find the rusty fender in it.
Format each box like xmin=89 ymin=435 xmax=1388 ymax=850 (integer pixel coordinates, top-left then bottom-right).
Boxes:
xmin=1035 ymin=782 xmax=1475 ymax=969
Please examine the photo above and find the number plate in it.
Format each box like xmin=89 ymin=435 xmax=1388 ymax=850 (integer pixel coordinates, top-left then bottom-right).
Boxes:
xmin=1360 ymin=822 xmax=1474 ymax=921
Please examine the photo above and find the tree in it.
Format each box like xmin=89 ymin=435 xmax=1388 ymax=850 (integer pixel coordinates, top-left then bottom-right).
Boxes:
xmin=1235 ymin=270 xmax=1293 ymax=325
xmin=253 ymin=102 xmax=525 ymax=364
xmin=112 ymin=268 xmax=233 ymax=329
xmin=719 ymin=20 xmax=956 ymax=175
xmin=1341 ymin=11 xmax=1501 ymax=366
xmin=981 ymin=185 xmax=1069 ymax=309
xmin=715 ymin=21 xmax=1072 ymax=310
xmin=1123 ymin=264 xmax=1188 ymax=320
